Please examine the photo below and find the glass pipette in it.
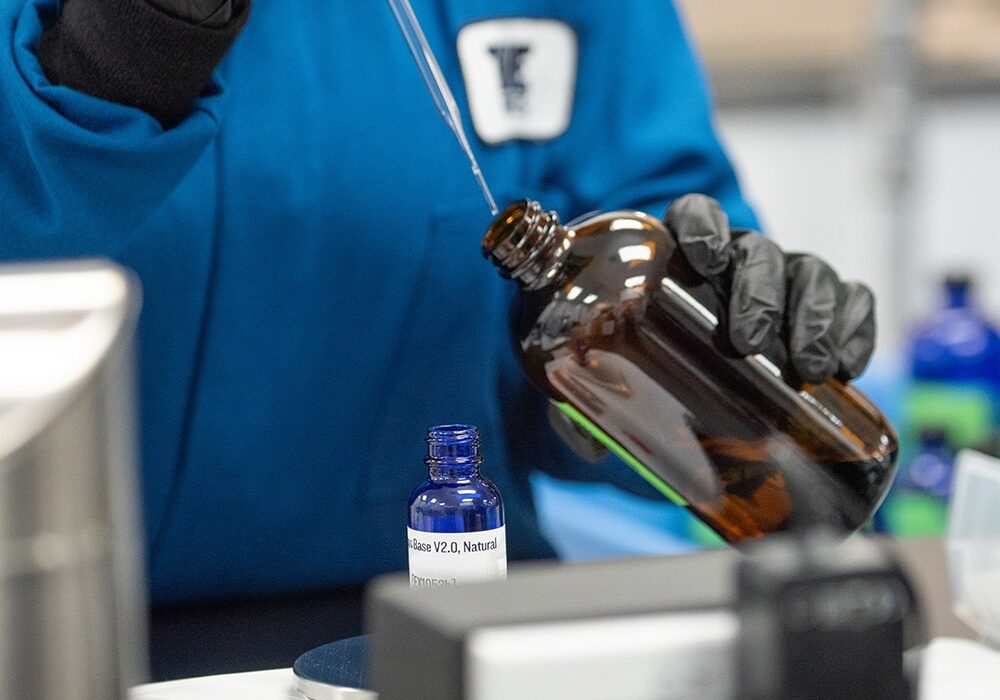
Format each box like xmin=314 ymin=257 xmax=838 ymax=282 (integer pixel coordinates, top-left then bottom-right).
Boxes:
xmin=387 ymin=0 xmax=499 ymax=215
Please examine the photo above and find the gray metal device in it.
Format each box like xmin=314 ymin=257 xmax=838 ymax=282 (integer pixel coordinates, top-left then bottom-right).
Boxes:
xmin=367 ymin=549 xmax=740 ymax=700
xmin=736 ymin=532 xmax=920 ymax=700
xmin=0 ymin=261 xmax=145 ymax=699
xmin=366 ymin=537 xmax=924 ymax=700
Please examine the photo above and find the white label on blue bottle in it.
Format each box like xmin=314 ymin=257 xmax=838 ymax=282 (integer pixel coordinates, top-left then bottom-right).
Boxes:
xmin=407 ymin=526 xmax=508 ymax=588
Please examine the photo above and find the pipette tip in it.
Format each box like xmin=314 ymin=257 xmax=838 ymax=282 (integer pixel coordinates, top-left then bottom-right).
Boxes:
xmin=470 ymin=166 xmax=499 ymax=216
xmin=478 ymin=178 xmax=499 ymax=216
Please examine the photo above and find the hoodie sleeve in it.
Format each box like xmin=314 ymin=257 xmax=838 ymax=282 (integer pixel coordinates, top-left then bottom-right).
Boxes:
xmin=0 ymin=0 xmax=246 ymax=259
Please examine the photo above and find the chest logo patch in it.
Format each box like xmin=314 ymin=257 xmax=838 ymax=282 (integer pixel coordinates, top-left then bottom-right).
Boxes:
xmin=457 ymin=19 xmax=577 ymax=144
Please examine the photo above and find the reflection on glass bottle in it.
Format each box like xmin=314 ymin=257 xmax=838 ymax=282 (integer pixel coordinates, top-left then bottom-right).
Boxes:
xmin=407 ymin=425 xmax=507 ymax=587
xmin=482 ymin=201 xmax=898 ymax=543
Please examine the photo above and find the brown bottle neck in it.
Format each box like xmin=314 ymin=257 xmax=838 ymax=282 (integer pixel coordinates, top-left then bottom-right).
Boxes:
xmin=481 ymin=200 xmax=574 ymax=291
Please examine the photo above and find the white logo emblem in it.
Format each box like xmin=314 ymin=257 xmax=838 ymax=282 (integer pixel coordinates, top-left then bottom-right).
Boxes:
xmin=457 ymin=18 xmax=578 ymax=144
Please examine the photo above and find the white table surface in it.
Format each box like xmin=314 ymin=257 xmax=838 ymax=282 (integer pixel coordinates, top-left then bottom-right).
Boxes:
xmin=130 ymin=669 xmax=299 ymax=699
xmin=130 ymin=637 xmax=1000 ymax=700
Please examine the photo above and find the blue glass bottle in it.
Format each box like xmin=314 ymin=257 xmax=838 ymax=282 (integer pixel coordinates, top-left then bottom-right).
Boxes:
xmin=908 ymin=275 xmax=1000 ymax=449
xmin=880 ymin=429 xmax=955 ymax=536
xmin=902 ymin=429 xmax=955 ymax=500
xmin=407 ymin=425 xmax=506 ymax=587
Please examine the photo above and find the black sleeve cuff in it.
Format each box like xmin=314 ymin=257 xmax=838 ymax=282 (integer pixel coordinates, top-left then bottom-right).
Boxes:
xmin=38 ymin=0 xmax=251 ymax=128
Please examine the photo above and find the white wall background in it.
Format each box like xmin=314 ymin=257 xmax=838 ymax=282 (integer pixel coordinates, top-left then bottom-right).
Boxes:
xmin=716 ymin=95 xmax=1000 ymax=352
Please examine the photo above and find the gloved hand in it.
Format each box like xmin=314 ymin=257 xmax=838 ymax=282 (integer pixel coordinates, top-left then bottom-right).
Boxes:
xmin=665 ymin=194 xmax=876 ymax=384
xmin=146 ymin=0 xmax=233 ymax=26
xmin=39 ymin=0 xmax=248 ymax=128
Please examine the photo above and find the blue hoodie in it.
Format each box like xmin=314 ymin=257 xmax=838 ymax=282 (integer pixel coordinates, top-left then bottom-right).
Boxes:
xmin=1 ymin=0 xmax=755 ymax=603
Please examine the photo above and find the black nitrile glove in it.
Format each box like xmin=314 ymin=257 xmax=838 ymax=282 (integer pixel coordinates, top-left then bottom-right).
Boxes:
xmin=665 ymin=194 xmax=876 ymax=384
xmin=39 ymin=0 xmax=248 ymax=128
xmin=146 ymin=0 xmax=232 ymax=26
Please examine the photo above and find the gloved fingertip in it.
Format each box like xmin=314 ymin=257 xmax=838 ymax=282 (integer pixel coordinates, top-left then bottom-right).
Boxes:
xmin=831 ymin=289 xmax=877 ymax=381
xmin=665 ymin=194 xmax=732 ymax=278
xmin=794 ymin=354 xmax=839 ymax=385
xmin=729 ymin=314 xmax=779 ymax=355
xmin=834 ymin=367 xmax=858 ymax=383
xmin=665 ymin=193 xmax=721 ymax=222
xmin=836 ymin=336 xmax=876 ymax=382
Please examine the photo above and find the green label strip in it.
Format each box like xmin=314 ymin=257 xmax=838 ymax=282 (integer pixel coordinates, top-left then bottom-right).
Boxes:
xmin=906 ymin=381 xmax=995 ymax=447
xmin=552 ymin=401 xmax=688 ymax=506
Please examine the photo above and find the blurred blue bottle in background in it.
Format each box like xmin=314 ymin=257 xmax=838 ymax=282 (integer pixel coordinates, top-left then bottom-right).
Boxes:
xmin=884 ymin=275 xmax=1000 ymax=535
xmin=908 ymin=274 xmax=1000 ymax=451
xmin=407 ymin=425 xmax=506 ymax=587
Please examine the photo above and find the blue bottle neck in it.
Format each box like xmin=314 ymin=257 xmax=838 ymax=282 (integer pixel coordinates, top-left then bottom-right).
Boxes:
xmin=945 ymin=280 xmax=970 ymax=309
xmin=919 ymin=430 xmax=948 ymax=452
xmin=425 ymin=424 xmax=483 ymax=483
xmin=428 ymin=462 xmax=481 ymax=482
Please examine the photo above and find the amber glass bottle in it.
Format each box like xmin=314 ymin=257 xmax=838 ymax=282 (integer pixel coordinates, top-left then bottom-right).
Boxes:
xmin=482 ymin=201 xmax=898 ymax=542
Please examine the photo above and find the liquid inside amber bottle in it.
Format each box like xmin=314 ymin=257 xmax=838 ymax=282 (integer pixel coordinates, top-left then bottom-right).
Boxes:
xmin=482 ymin=200 xmax=899 ymax=543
